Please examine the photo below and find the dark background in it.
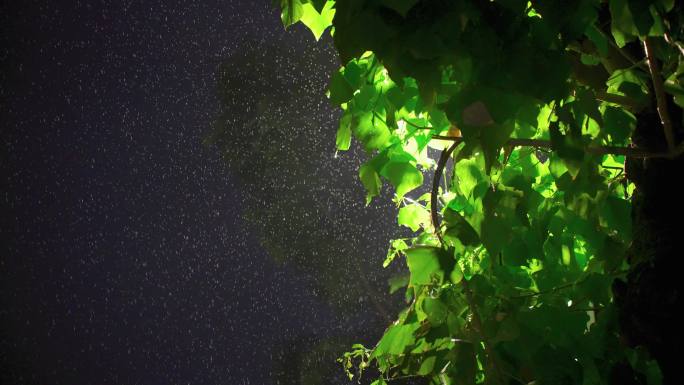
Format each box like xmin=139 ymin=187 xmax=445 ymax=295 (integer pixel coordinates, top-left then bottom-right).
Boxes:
xmin=1 ymin=1 xmax=409 ymax=384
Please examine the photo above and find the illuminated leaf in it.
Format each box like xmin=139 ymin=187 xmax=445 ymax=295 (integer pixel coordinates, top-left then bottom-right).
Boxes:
xmin=372 ymin=322 xmax=419 ymax=357
xmin=299 ymin=1 xmax=335 ymax=40
xmin=327 ymin=71 xmax=354 ymax=105
xmin=359 ymin=163 xmax=381 ymax=204
xmin=405 ymin=246 xmax=444 ymax=286
xmin=398 ymin=203 xmax=430 ymax=232
xmin=336 ymin=113 xmax=352 ymax=150
xmin=381 ymin=161 xmax=423 ymax=198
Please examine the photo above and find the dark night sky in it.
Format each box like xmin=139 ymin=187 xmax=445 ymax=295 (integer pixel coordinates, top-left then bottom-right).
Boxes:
xmin=1 ymin=1 xmax=408 ymax=384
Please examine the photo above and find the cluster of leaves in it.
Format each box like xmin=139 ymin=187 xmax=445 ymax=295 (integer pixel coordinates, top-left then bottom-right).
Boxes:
xmin=278 ymin=0 xmax=683 ymax=384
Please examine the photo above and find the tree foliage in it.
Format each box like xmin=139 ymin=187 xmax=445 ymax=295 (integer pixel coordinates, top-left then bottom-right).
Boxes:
xmin=277 ymin=1 xmax=683 ymax=384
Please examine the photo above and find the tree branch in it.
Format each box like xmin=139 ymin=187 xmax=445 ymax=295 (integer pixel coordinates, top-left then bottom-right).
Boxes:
xmin=595 ymin=90 xmax=644 ymax=110
xmin=431 ymin=135 xmax=676 ymax=159
xmin=430 ymin=142 xmax=459 ymax=244
xmin=643 ymin=37 xmax=676 ymax=153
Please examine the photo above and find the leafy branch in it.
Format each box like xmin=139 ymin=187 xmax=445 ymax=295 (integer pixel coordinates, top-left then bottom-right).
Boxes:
xmin=430 ymin=144 xmax=504 ymax=384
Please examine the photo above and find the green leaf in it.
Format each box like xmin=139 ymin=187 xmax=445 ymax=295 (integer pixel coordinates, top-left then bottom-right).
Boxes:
xmin=385 ymin=239 xmax=408 ymax=267
xmin=481 ymin=214 xmax=511 ymax=257
xmin=578 ymin=273 xmax=614 ymax=305
xmin=417 ymin=355 xmax=437 ymax=375
xmin=656 ymin=0 xmax=674 ymax=12
xmin=336 ymin=113 xmax=352 ymax=151
xmin=627 ymin=0 xmax=654 ymax=36
xmin=549 ymin=122 xmax=584 ymax=175
xmin=333 ymin=4 xmax=396 ymax=63
xmin=422 ymin=297 xmax=448 ymax=326
xmin=610 ymin=0 xmax=638 ymax=46
xmin=480 ymin=122 xmax=515 ymax=174
xmin=388 ymin=274 xmax=409 ymax=294
xmin=280 ymin=0 xmax=304 ymax=27
xmin=446 ymin=342 xmax=477 ymax=383
xmin=603 ymin=106 xmax=636 ymax=144
xmin=585 ymin=24 xmax=609 ymax=56
xmin=405 ymin=246 xmax=444 ymax=286
xmin=454 ymin=158 xmax=485 ymax=198
xmin=398 ymin=203 xmax=431 ymax=232
xmin=341 ymin=60 xmax=366 ymax=89
xmin=549 ymin=153 xmax=569 ymax=180
xmin=310 ymin=0 xmax=327 ymax=13
xmin=381 ymin=161 xmax=423 ymax=198
xmin=574 ymin=88 xmax=603 ymax=126
xmin=353 ymin=84 xmax=377 ymax=111
xmin=531 ymin=344 xmax=583 ymax=384
xmin=327 ymin=70 xmax=354 ymax=105
xmin=372 ymin=322 xmax=419 ymax=356
xmin=299 ymin=1 xmax=335 ymax=40
xmin=599 ymin=196 xmax=631 ymax=241
xmin=502 ymin=238 xmax=529 ymax=266
xmin=483 ymin=185 xmax=523 ymax=221
xmin=353 ymin=113 xmax=392 ymax=151
xmin=443 ymin=207 xmax=480 ymax=246
xmin=359 ymin=163 xmax=382 ymax=204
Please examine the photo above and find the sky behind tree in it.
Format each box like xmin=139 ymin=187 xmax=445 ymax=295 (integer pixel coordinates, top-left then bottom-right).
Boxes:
xmin=1 ymin=1 xmax=408 ymax=384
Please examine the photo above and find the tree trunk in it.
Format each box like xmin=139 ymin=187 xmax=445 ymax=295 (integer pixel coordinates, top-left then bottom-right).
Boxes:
xmin=615 ymin=107 xmax=683 ymax=385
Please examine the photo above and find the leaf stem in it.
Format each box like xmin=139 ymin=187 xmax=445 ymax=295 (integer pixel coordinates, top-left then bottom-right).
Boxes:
xmin=402 ymin=118 xmax=432 ymax=130
xmin=511 ymin=269 xmax=629 ymax=299
xmin=384 ymin=373 xmax=425 ymax=382
xmin=643 ymin=37 xmax=676 ymax=153
xmin=511 ymin=280 xmax=581 ymax=299
xmin=402 ymin=196 xmax=425 ymax=207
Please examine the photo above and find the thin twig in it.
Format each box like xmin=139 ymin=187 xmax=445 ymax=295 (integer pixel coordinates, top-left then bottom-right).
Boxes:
xmin=643 ymin=37 xmax=676 ymax=153
xmin=385 ymin=373 xmax=426 ymax=382
xmin=511 ymin=279 xmax=582 ymax=299
xmin=570 ymin=307 xmax=604 ymax=313
xmin=402 ymin=196 xmax=426 ymax=207
xmin=431 ymin=135 xmax=675 ymax=159
xmin=511 ymin=269 xmax=629 ymax=299
xmin=664 ymin=32 xmax=684 ymax=58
